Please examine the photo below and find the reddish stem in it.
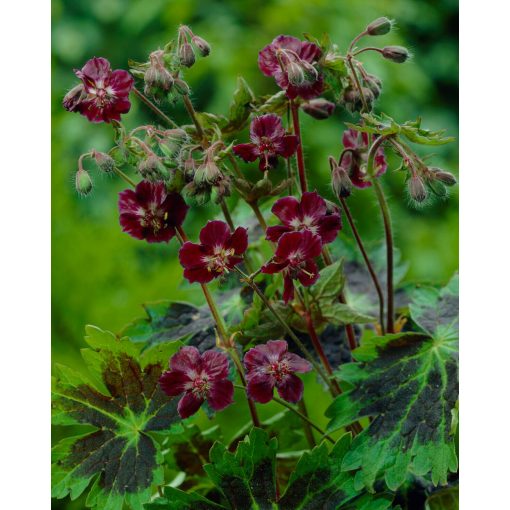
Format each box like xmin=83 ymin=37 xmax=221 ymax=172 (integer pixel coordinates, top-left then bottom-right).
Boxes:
xmin=290 ymin=100 xmax=308 ymax=193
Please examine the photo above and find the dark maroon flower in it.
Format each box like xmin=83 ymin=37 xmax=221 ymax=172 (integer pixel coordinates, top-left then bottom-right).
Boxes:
xmin=159 ymin=346 xmax=234 ymax=418
xmin=258 ymin=35 xmax=323 ymax=100
xmin=261 ymin=230 xmax=322 ymax=303
xmin=64 ymin=57 xmax=134 ymax=123
xmin=179 ymin=220 xmax=248 ymax=283
xmin=233 ymin=114 xmax=298 ymax=171
xmin=341 ymin=128 xmax=387 ymax=188
xmin=244 ymin=340 xmax=311 ymax=403
xmin=118 ymin=181 xmax=188 ymax=243
xmin=266 ymin=191 xmax=341 ymax=244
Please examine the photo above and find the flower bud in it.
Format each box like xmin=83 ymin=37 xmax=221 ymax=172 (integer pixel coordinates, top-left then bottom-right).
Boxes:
xmin=329 ymin=157 xmax=352 ymax=198
xmin=364 ymin=73 xmax=383 ymax=98
xmin=173 ymin=78 xmax=190 ymax=95
xmin=194 ymin=158 xmax=222 ymax=185
xmin=430 ymin=167 xmax=457 ymax=186
xmin=138 ymin=154 xmax=169 ymax=181
xmin=366 ymin=17 xmax=393 ymax=36
xmin=75 ymin=168 xmax=93 ymax=196
xmin=382 ymin=46 xmax=410 ymax=64
xmin=183 ymin=181 xmax=211 ymax=205
xmin=191 ymin=35 xmax=211 ymax=56
xmin=93 ymin=151 xmax=115 ymax=173
xmin=179 ymin=43 xmax=196 ymax=67
xmin=252 ymin=176 xmax=273 ymax=200
xmin=144 ymin=51 xmax=174 ymax=94
xmin=286 ymin=61 xmax=305 ymax=85
xmin=301 ymin=98 xmax=336 ymax=120
xmin=63 ymin=83 xmax=86 ymax=112
xmin=301 ymin=61 xmax=319 ymax=82
xmin=408 ymin=175 xmax=427 ymax=203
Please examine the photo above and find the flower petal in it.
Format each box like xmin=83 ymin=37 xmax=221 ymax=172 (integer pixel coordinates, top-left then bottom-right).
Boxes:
xmin=170 ymin=346 xmax=201 ymax=375
xmin=264 ymin=340 xmax=288 ymax=361
xmin=299 ymin=191 xmax=327 ymax=220
xmin=226 ymin=227 xmax=248 ymax=255
xmin=277 ymin=374 xmax=304 ymax=403
xmin=177 ymin=392 xmax=203 ymax=418
xmin=202 ymin=350 xmax=230 ymax=380
xmin=183 ymin=266 xmax=215 ymax=284
xmin=250 ymin=114 xmax=285 ymax=142
xmin=233 ymin=143 xmax=259 ymax=162
xmin=283 ymin=273 xmax=295 ymax=303
xmin=246 ymin=373 xmax=275 ymax=404
xmin=274 ymin=231 xmax=305 ymax=259
xmin=299 ymin=230 xmax=323 ymax=259
xmin=108 ymin=69 xmax=134 ymax=96
xmin=159 ymin=370 xmax=191 ymax=397
xmin=342 ymin=128 xmax=360 ymax=150
xmin=299 ymin=41 xmax=322 ymax=63
xmin=265 ymin=225 xmax=291 ymax=242
xmin=317 ymin=214 xmax=342 ymax=244
xmin=297 ymin=259 xmax=320 ymax=287
xmin=244 ymin=344 xmax=270 ymax=372
xmin=261 ymin=260 xmax=288 ymax=274
xmin=207 ymin=379 xmax=234 ymax=412
xmin=179 ymin=242 xmax=207 ymax=269
xmin=199 ymin=220 xmax=231 ymax=248
xmin=283 ymin=352 xmax=312 ymax=373
xmin=76 ymin=57 xmax=111 ymax=88
xmin=162 ymin=192 xmax=189 ymax=227
xmin=271 ymin=196 xmax=300 ymax=225
xmin=277 ymin=135 xmax=299 ymax=158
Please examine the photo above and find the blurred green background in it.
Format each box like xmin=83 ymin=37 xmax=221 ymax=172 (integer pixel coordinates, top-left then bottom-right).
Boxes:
xmin=52 ymin=0 xmax=457 ymax=507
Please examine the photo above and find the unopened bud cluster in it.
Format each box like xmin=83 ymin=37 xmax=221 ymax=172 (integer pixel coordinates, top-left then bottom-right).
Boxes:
xmin=178 ymin=26 xmax=211 ymax=68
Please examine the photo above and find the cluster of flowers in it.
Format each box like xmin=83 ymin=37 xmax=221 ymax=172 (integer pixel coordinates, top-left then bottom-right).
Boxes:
xmin=159 ymin=341 xmax=311 ymax=418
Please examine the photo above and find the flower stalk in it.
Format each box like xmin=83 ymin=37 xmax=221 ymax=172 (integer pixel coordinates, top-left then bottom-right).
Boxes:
xmin=133 ymin=88 xmax=179 ymax=128
xmin=290 ymin=99 xmax=308 ymax=193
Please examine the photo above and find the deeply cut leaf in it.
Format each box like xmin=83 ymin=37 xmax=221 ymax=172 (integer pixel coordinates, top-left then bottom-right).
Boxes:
xmin=146 ymin=429 xmax=393 ymax=510
xmin=326 ymin=275 xmax=459 ymax=491
xmin=52 ymin=326 xmax=182 ymax=510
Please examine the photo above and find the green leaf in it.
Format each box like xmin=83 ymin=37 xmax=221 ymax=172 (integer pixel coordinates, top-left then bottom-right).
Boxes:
xmin=309 ymin=259 xmax=345 ymax=303
xmin=425 ymin=486 xmax=459 ymax=510
xmin=120 ymin=300 xmax=216 ymax=351
xmin=326 ymin=276 xmax=458 ymax=492
xmin=146 ymin=429 xmax=392 ymax=510
xmin=319 ymin=302 xmax=375 ymax=326
xmin=52 ymin=326 xmax=182 ymax=510
xmin=222 ymin=77 xmax=255 ymax=134
xmin=256 ymin=91 xmax=289 ymax=116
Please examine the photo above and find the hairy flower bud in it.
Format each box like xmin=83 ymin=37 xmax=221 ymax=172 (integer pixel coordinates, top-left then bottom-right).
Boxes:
xmin=191 ymin=35 xmax=211 ymax=56
xmin=144 ymin=50 xmax=174 ymax=94
xmin=329 ymin=156 xmax=352 ymax=198
xmin=194 ymin=158 xmax=222 ymax=185
xmin=301 ymin=98 xmax=336 ymax=120
xmin=173 ymin=78 xmax=190 ymax=95
xmin=430 ymin=167 xmax=457 ymax=186
xmin=366 ymin=17 xmax=393 ymax=36
xmin=138 ymin=154 xmax=169 ymax=181
xmin=286 ymin=61 xmax=306 ymax=85
xmin=75 ymin=168 xmax=93 ymax=196
xmin=408 ymin=175 xmax=427 ymax=203
xmin=93 ymin=150 xmax=115 ymax=173
xmin=364 ymin=73 xmax=383 ymax=99
xmin=342 ymin=86 xmax=374 ymax=113
xmin=382 ymin=45 xmax=410 ymax=63
xmin=63 ymin=83 xmax=86 ymax=112
xmin=179 ymin=43 xmax=195 ymax=67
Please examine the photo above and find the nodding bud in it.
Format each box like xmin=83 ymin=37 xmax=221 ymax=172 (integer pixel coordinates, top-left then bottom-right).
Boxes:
xmin=191 ymin=35 xmax=211 ymax=57
xmin=364 ymin=73 xmax=383 ymax=98
xmin=408 ymin=175 xmax=427 ymax=203
xmin=174 ymin=78 xmax=190 ymax=95
xmin=329 ymin=156 xmax=352 ymax=198
xmin=301 ymin=60 xmax=319 ymax=82
xmin=138 ymin=154 xmax=169 ymax=181
xmin=342 ymin=86 xmax=374 ymax=113
xmin=194 ymin=157 xmax=223 ymax=185
xmin=179 ymin=43 xmax=196 ymax=67
xmin=286 ymin=61 xmax=306 ymax=85
xmin=63 ymin=83 xmax=86 ymax=112
xmin=75 ymin=168 xmax=93 ymax=196
xmin=382 ymin=46 xmax=410 ymax=63
xmin=93 ymin=151 xmax=115 ymax=173
xmin=144 ymin=50 xmax=174 ymax=93
xmin=366 ymin=17 xmax=393 ymax=36
xmin=430 ymin=168 xmax=457 ymax=186
xmin=301 ymin=98 xmax=336 ymax=120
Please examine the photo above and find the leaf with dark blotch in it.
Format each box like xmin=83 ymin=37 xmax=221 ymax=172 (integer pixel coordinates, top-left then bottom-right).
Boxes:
xmin=120 ymin=301 xmax=217 ymax=352
xmin=52 ymin=326 xmax=182 ymax=510
xmin=425 ymin=486 xmax=459 ymax=510
xmin=326 ymin=277 xmax=459 ymax=491
xmin=146 ymin=429 xmax=393 ymax=510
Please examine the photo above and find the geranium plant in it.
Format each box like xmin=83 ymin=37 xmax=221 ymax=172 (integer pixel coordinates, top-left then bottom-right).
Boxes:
xmin=53 ymin=17 xmax=459 ymax=510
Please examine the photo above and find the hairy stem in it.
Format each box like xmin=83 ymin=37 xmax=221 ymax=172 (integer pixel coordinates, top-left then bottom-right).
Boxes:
xmin=340 ymin=197 xmax=385 ymax=334
xmin=290 ymin=100 xmax=308 ymax=193
xmin=133 ymin=88 xmax=178 ymax=128
xmin=346 ymin=56 xmax=369 ymax=113
xmin=182 ymin=94 xmax=205 ymax=141
xmin=112 ymin=167 xmax=137 ymax=188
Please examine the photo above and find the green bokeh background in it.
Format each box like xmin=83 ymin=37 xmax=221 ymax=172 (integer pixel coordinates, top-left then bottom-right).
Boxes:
xmin=51 ymin=0 xmax=457 ymax=506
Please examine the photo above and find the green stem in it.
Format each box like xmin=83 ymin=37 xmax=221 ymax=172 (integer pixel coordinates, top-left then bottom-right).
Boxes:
xmin=372 ymin=179 xmax=394 ymax=334
xmin=346 ymin=56 xmax=369 ymax=114
xmin=248 ymin=200 xmax=268 ymax=231
xmin=219 ymin=199 xmax=235 ymax=231
xmin=290 ymin=100 xmax=308 ymax=193
xmin=113 ymin=167 xmax=137 ymax=188
xmin=133 ymin=88 xmax=179 ymax=128
xmin=339 ymin=197 xmax=385 ymax=335
xmin=298 ymin=399 xmax=316 ymax=448
xmin=182 ymin=94 xmax=205 ymax=142
xmin=233 ymin=267 xmax=335 ymax=394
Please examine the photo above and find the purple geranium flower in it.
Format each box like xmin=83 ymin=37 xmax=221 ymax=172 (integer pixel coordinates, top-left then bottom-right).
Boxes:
xmin=244 ymin=340 xmax=312 ymax=403
xmin=258 ymin=35 xmax=323 ymax=100
xmin=159 ymin=346 xmax=234 ymax=419
xmin=118 ymin=181 xmax=188 ymax=243
xmin=341 ymin=128 xmax=388 ymax=188
xmin=63 ymin=57 xmax=134 ymax=123
xmin=179 ymin=220 xmax=248 ymax=283
xmin=266 ymin=191 xmax=342 ymax=244
xmin=261 ymin=230 xmax=322 ymax=303
xmin=233 ymin=114 xmax=299 ymax=171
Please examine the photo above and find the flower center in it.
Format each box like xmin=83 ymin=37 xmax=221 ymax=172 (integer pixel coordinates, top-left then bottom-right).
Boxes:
xmin=204 ymin=248 xmax=236 ymax=274
xmin=267 ymin=361 xmax=290 ymax=382
xmin=259 ymin=137 xmax=275 ymax=153
xmin=191 ymin=375 xmax=210 ymax=398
